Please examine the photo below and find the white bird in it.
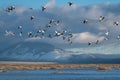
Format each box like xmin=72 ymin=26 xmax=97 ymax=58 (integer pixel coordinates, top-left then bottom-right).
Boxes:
xmin=18 ymin=26 xmax=22 ymax=29
xmin=30 ymin=16 xmax=34 ymax=20
xmin=105 ymin=31 xmax=109 ymax=36
xmin=104 ymin=31 xmax=109 ymax=40
xmin=6 ymin=6 xmax=15 ymax=12
xmin=117 ymin=35 xmax=120 ymax=40
xmin=99 ymin=16 xmax=105 ymax=22
xmin=63 ymin=30 xmax=67 ymax=34
xmin=113 ymin=21 xmax=119 ymax=26
xmin=49 ymin=19 xmax=54 ymax=24
xmin=5 ymin=30 xmax=15 ymax=36
xmin=28 ymin=32 xmax=33 ymax=37
xmin=82 ymin=19 xmax=88 ymax=24
xmin=41 ymin=6 xmax=46 ymax=11
xmin=61 ymin=30 xmax=67 ymax=35
xmin=55 ymin=31 xmax=61 ymax=37
xmin=11 ymin=6 xmax=15 ymax=10
xmin=19 ymin=32 xmax=22 ymax=37
xmin=37 ymin=30 xmax=41 ymax=33
xmin=41 ymin=29 xmax=46 ymax=36
xmin=41 ymin=29 xmax=45 ymax=33
xmin=46 ymin=24 xmax=52 ymax=28
xmin=88 ymin=42 xmax=92 ymax=45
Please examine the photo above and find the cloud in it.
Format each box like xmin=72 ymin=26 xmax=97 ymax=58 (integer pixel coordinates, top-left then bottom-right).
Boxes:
xmin=73 ymin=32 xmax=104 ymax=43
xmin=14 ymin=7 xmax=28 ymax=15
xmin=45 ymin=0 xmax=56 ymax=8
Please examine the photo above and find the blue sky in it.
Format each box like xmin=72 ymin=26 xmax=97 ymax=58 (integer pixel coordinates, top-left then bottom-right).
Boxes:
xmin=0 ymin=0 xmax=120 ymax=9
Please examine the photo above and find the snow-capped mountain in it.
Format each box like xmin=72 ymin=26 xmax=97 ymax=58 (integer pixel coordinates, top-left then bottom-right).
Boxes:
xmin=66 ymin=41 xmax=120 ymax=55
xmin=0 ymin=40 xmax=120 ymax=63
xmin=0 ymin=40 xmax=69 ymax=61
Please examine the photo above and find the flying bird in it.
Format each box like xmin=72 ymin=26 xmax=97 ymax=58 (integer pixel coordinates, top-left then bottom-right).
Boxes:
xmin=54 ymin=20 xmax=60 ymax=26
xmin=68 ymin=2 xmax=73 ymax=6
xmin=95 ymin=40 xmax=99 ymax=44
xmin=29 ymin=8 xmax=33 ymax=10
xmin=56 ymin=20 xmax=60 ymax=24
xmin=105 ymin=31 xmax=109 ymax=36
xmin=28 ymin=32 xmax=33 ymax=38
xmin=19 ymin=32 xmax=22 ymax=37
xmin=63 ymin=36 xmax=66 ymax=40
xmin=6 ymin=6 xmax=15 ymax=12
xmin=88 ymin=42 xmax=92 ymax=45
xmin=99 ymin=16 xmax=105 ymax=22
xmin=82 ymin=19 xmax=88 ymax=24
xmin=41 ymin=29 xmax=46 ymax=36
xmin=67 ymin=38 xmax=71 ymax=42
xmin=49 ymin=19 xmax=54 ymax=24
xmin=55 ymin=31 xmax=62 ymax=37
xmin=61 ymin=30 xmax=67 ymax=35
xmin=68 ymin=33 xmax=73 ymax=38
xmin=113 ymin=21 xmax=119 ymax=26
xmin=117 ymin=35 xmax=120 ymax=40
xmin=104 ymin=36 xmax=109 ymax=40
xmin=104 ymin=31 xmax=109 ymax=40
xmin=37 ymin=30 xmax=41 ymax=33
xmin=5 ymin=30 xmax=15 ymax=36
xmin=46 ymin=23 xmax=52 ymax=28
xmin=41 ymin=6 xmax=46 ymax=11
xmin=34 ymin=35 xmax=38 ymax=38
xmin=30 ymin=16 xmax=34 ymax=20
xmin=18 ymin=26 xmax=22 ymax=29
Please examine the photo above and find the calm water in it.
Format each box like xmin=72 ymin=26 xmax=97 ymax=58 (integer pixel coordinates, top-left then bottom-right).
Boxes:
xmin=0 ymin=68 xmax=120 ymax=80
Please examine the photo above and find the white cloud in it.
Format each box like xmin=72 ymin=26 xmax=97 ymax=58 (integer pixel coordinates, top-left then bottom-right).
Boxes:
xmin=45 ymin=0 xmax=56 ymax=8
xmin=15 ymin=7 xmax=28 ymax=15
xmin=73 ymin=32 xmax=104 ymax=43
xmin=25 ymin=37 xmax=41 ymax=41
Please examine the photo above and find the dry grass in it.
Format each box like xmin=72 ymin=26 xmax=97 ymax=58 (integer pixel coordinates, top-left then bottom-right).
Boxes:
xmin=0 ymin=62 xmax=120 ymax=71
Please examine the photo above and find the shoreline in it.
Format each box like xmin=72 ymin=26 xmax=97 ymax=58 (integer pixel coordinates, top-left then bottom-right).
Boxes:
xmin=0 ymin=62 xmax=120 ymax=71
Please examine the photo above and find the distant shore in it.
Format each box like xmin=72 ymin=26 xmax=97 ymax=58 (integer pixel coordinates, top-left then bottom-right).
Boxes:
xmin=0 ymin=61 xmax=120 ymax=72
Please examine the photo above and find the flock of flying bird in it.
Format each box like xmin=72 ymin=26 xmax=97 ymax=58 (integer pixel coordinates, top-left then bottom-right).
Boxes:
xmin=3 ymin=2 xmax=120 ymax=46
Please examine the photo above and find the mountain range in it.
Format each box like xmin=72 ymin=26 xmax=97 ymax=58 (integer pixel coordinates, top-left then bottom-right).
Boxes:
xmin=0 ymin=40 xmax=120 ymax=63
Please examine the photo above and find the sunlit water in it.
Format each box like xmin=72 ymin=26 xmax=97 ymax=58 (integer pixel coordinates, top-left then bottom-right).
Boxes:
xmin=0 ymin=68 xmax=120 ymax=80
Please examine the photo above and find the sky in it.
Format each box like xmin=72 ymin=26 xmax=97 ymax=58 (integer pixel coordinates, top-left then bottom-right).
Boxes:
xmin=0 ymin=0 xmax=120 ymax=54
xmin=0 ymin=0 xmax=120 ymax=9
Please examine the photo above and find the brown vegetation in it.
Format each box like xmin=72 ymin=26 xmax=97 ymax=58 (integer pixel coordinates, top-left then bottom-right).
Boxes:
xmin=0 ymin=62 xmax=120 ymax=71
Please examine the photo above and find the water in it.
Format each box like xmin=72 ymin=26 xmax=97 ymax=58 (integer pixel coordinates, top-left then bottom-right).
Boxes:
xmin=0 ymin=68 xmax=120 ymax=80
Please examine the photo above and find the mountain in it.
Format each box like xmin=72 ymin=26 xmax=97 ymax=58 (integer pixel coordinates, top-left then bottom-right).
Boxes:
xmin=0 ymin=40 xmax=120 ymax=63
xmin=0 ymin=40 xmax=70 ymax=62
xmin=66 ymin=41 xmax=120 ymax=54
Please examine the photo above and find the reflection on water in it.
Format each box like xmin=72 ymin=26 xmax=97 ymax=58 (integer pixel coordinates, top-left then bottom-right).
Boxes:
xmin=0 ymin=68 xmax=120 ymax=80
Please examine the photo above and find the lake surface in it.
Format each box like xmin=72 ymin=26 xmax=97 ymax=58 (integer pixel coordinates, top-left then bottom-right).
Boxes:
xmin=0 ymin=68 xmax=120 ymax=80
